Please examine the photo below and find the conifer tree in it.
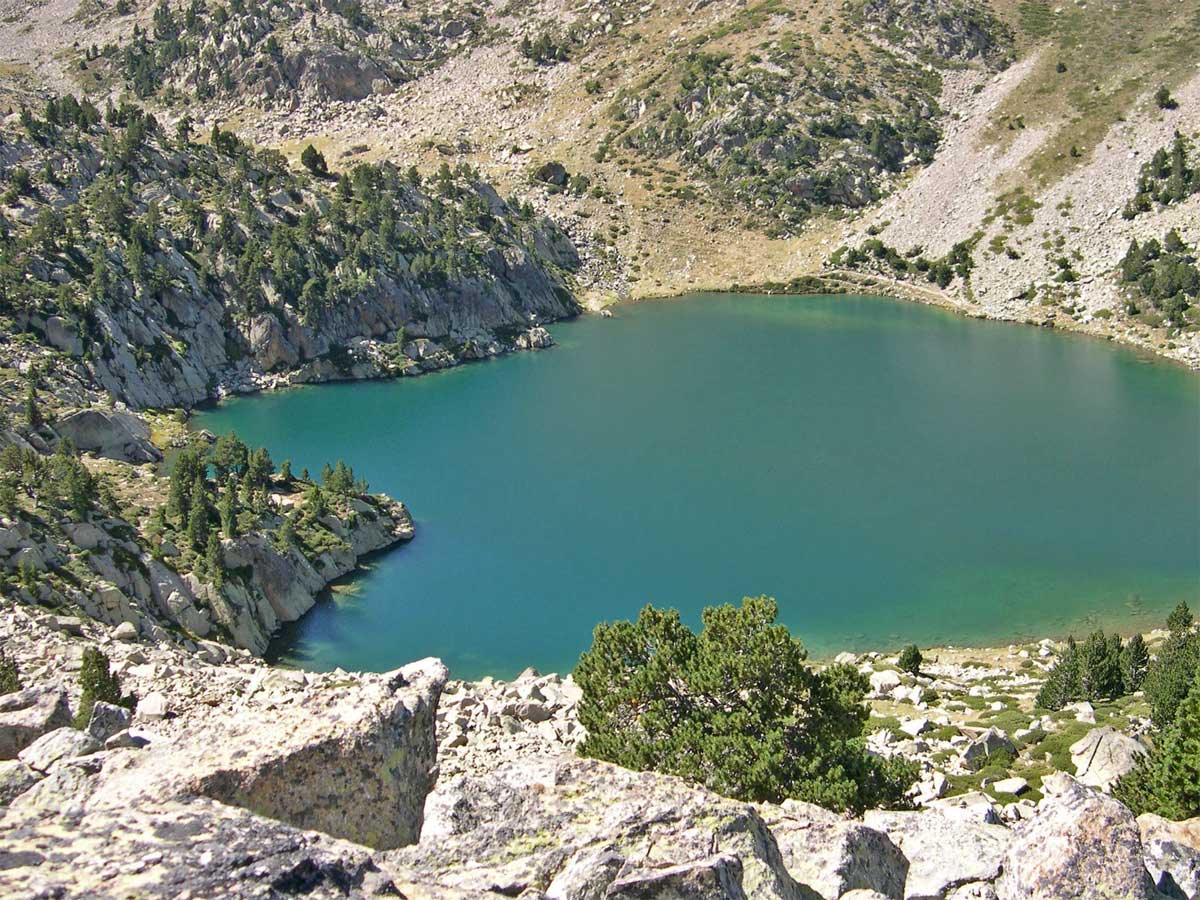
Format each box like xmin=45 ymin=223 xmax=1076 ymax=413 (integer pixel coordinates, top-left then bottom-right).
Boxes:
xmin=1122 ymin=633 xmax=1150 ymax=693
xmin=1115 ymin=671 xmax=1200 ymax=819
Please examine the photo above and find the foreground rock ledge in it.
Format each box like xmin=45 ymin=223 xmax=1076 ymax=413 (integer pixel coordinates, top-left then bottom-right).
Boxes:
xmin=4 ymin=658 xmax=446 ymax=853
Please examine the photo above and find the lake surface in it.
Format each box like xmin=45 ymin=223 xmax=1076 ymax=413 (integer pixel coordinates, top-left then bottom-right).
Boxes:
xmin=197 ymin=293 xmax=1200 ymax=679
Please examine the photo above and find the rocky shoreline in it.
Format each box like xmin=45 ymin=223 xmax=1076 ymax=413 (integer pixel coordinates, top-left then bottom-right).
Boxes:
xmin=1 ymin=603 xmax=1194 ymax=900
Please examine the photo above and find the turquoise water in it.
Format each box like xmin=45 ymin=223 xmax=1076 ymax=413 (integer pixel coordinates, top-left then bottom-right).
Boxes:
xmin=196 ymin=294 xmax=1200 ymax=679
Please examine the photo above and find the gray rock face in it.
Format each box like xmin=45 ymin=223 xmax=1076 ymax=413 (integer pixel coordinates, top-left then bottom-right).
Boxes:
xmin=0 ymin=759 xmax=40 ymax=806
xmin=54 ymin=409 xmax=161 ymax=463
xmin=962 ymin=728 xmax=1016 ymax=770
xmin=86 ymin=702 xmax=132 ymax=743
xmin=762 ymin=800 xmax=909 ymax=900
xmin=997 ymin=774 xmax=1157 ymax=900
xmin=607 ymin=854 xmax=747 ymax=899
xmin=0 ymin=796 xmax=396 ymax=900
xmin=17 ymin=727 xmax=101 ymax=774
xmin=1138 ymin=814 xmax=1200 ymax=900
xmin=0 ymin=683 xmax=71 ymax=759
xmin=82 ymin=659 xmax=446 ymax=850
xmin=863 ymin=808 xmax=1010 ymax=900
xmin=387 ymin=754 xmax=805 ymax=899
xmin=1070 ymin=726 xmax=1148 ymax=791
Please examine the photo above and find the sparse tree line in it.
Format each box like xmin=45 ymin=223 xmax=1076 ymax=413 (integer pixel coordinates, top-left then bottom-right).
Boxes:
xmin=0 ymin=96 xmax=556 ymax=364
xmin=831 ymin=237 xmax=977 ymax=289
xmin=1119 ymin=228 xmax=1197 ymax=328
xmin=1033 ymin=602 xmax=1200 ymax=819
xmin=1123 ymin=132 xmax=1199 ymax=220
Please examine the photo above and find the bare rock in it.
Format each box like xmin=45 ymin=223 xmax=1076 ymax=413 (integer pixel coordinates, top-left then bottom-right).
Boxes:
xmin=607 ymin=854 xmax=745 ymax=899
xmin=997 ymin=774 xmax=1157 ymax=900
xmin=761 ymin=799 xmax=908 ymax=900
xmin=864 ymin=807 xmax=1010 ymax=900
xmin=0 ymin=759 xmax=40 ymax=806
xmin=0 ymin=796 xmax=395 ymax=899
xmin=86 ymin=702 xmax=132 ymax=743
xmin=82 ymin=658 xmax=446 ymax=850
xmin=17 ymin=727 xmax=101 ymax=774
xmin=1137 ymin=814 xmax=1200 ymax=900
xmin=962 ymin=728 xmax=1015 ymax=770
xmin=387 ymin=754 xmax=804 ymax=899
xmin=0 ymin=683 xmax=71 ymax=760
xmin=54 ymin=409 xmax=161 ymax=463
xmin=1069 ymin=726 xmax=1148 ymax=791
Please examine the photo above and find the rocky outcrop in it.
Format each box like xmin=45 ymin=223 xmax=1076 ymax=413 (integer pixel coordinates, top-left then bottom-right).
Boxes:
xmin=0 ymin=796 xmax=397 ymax=900
xmin=997 ymin=774 xmax=1159 ymax=900
xmin=73 ymin=658 xmax=446 ymax=850
xmin=53 ymin=409 xmax=161 ymax=464
xmin=761 ymin=800 xmax=909 ymax=900
xmin=0 ymin=683 xmax=71 ymax=760
xmin=1138 ymin=814 xmax=1200 ymax=900
xmin=864 ymin=806 xmax=1009 ymax=900
xmin=386 ymin=753 xmax=807 ymax=899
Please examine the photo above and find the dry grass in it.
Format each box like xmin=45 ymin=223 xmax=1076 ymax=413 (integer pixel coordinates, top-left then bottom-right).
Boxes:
xmin=986 ymin=0 xmax=1200 ymax=186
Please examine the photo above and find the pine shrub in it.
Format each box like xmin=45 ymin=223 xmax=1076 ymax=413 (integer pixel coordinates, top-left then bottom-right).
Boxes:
xmin=898 ymin=644 xmax=923 ymax=676
xmin=574 ymin=596 xmax=917 ymax=813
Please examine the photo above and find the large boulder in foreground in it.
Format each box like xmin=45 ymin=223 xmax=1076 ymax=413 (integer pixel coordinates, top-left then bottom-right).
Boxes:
xmin=863 ymin=806 xmax=1009 ymax=900
xmin=1138 ymin=814 xmax=1200 ymax=900
xmin=761 ymin=799 xmax=908 ymax=900
xmin=384 ymin=753 xmax=807 ymax=900
xmin=0 ymin=796 xmax=396 ymax=900
xmin=73 ymin=659 xmax=447 ymax=849
xmin=0 ymin=683 xmax=71 ymax=760
xmin=997 ymin=773 xmax=1157 ymax=900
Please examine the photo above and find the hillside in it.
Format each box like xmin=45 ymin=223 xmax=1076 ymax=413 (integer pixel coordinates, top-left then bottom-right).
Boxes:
xmin=0 ymin=4 xmax=1197 ymax=898
xmin=0 ymin=0 xmax=1192 ymax=365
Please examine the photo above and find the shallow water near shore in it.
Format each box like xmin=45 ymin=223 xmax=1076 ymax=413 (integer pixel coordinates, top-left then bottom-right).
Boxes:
xmin=196 ymin=293 xmax=1200 ymax=679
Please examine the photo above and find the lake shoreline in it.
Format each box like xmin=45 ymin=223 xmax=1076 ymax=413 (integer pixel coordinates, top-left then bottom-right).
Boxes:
xmin=623 ymin=275 xmax=1200 ymax=373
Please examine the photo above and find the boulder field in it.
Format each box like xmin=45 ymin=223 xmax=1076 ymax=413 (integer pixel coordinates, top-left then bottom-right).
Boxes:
xmin=0 ymin=613 xmax=1197 ymax=900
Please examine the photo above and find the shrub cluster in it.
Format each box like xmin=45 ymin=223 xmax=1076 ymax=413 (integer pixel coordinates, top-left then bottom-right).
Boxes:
xmin=1119 ymin=229 xmax=1198 ymax=327
xmin=1123 ymin=133 xmax=1198 ymax=219
xmin=575 ymin=596 xmax=917 ymax=813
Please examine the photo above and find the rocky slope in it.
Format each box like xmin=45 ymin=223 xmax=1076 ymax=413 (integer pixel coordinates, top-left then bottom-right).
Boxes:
xmin=0 ymin=99 xmax=578 ymax=412
xmin=0 ymin=611 xmax=1196 ymax=899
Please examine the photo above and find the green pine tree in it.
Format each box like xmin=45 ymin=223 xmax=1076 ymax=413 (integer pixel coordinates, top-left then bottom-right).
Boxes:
xmin=1115 ymin=670 xmax=1200 ymax=819
xmin=575 ymin=596 xmax=915 ymax=813
xmin=0 ymin=650 xmax=19 ymax=695
xmin=898 ymin=644 xmax=923 ymax=676
xmin=1122 ymin=633 xmax=1150 ymax=693
xmin=75 ymin=647 xmax=124 ymax=727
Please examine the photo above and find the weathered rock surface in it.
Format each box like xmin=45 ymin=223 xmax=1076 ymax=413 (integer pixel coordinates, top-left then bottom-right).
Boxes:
xmin=386 ymin=754 xmax=806 ymax=899
xmin=86 ymin=702 xmax=131 ymax=743
xmin=761 ymin=800 xmax=909 ymax=900
xmin=864 ymin=807 xmax=1010 ymax=900
xmin=17 ymin=726 xmax=100 ymax=774
xmin=53 ymin=408 xmax=161 ymax=463
xmin=71 ymin=658 xmax=446 ymax=850
xmin=1138 ymin=814 xmax=1200 ymax=900
xmin=997 ymin=774 xmax=1158 ymax=900
xmin=0 ymin=759 xmax=40 ymax=806
xmin=0 ymin=797 xmax=398 ymax=899
xmin=0 ymin=683 xmax=71 ymax=759
xmin=1070 ymin=726 xmax=1148 ymax=791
